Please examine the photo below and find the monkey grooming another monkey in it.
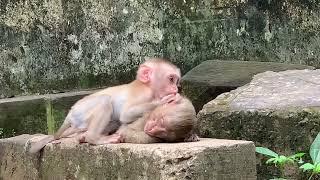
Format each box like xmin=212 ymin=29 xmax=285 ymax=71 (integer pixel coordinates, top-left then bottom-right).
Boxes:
xmin=92 ymin=96 xmax=198 ymax=144
xmin=27 ymin=58 xmax=181 ymax=153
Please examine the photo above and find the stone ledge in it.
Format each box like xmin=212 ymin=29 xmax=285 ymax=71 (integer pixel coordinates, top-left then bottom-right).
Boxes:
xmin=0 ymin=135 xmax=257 ymax=180
xmin=0 ymin=90 xmax=98 ymax=137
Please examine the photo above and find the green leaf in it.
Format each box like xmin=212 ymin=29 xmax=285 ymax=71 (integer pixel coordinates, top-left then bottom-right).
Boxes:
xmin=298 ymin=158 xmax=304 ymax=164
xmin=299 ymin=163 xmax=315 ymax=172
xmin=310 ymin=132 xmax=320 ymax=163
xmin=256 ymin=147 xmax=279 ymax=157
xmin=278 ymin=155 xmax=288 ymax=164
xmin=289 ymin=153 xmax=305 ymax=159
xmin=314 ymin=163 xmax=320 ymax=173
xmin=266 ymin=157 xmax=277 ymax=164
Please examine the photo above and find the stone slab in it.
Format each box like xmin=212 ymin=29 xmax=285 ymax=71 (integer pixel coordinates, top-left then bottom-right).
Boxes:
xmin=181 ymin=60 xmax=314 ymax=112
xmin=0 ymin=135 xmax=256 ymax=180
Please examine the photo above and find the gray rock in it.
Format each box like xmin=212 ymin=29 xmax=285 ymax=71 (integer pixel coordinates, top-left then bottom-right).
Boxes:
xmin=181 ymin=60 xmax=314 ymax=111
xmin=0 ymin=134 xmax=256 ymax=180
xmin=198 ymin=69 xmax=320 ymax=179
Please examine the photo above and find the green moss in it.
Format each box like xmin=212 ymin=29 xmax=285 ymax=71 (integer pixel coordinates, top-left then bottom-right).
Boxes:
xmin=46 ymin=99 xmax=55 ymax=135
xmin=198 ymin=108 xmax=320 ymax=179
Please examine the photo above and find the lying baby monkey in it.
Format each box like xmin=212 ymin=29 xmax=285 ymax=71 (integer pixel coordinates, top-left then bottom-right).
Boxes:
xmin=80 ymin=95 xmax=198 ymax=144
xmin=28 ymin=96 xmax=198 ymax=151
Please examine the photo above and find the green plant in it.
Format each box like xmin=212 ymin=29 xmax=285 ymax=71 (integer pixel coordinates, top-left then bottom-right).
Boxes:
xmin=255 ymin=147 xmax=305 ymax=179
xmin=299 ymin=132 xmax=320 ymax=180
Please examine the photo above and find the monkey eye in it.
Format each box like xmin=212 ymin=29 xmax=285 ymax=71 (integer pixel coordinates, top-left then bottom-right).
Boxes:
xmin=169 ymin=75 xmax=175 ymax=83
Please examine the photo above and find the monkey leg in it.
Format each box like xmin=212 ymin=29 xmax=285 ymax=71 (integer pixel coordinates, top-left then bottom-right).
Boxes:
xmin=51 ymin=127 xmax=86 ymax=144
xmin=90 ymin=134 xmax=123 ymax=144
xmin=84 ymin=96 xmax=114 ymax=145
xmin=59 ymin=126 xmax=86 ymax=138
xmin=67 ymin=95 xmax=110 ymax=132
xmin=100 ymin=134 xmax=123 ymax=144
xmin=77 ymin=132 xmax=122 ymax=144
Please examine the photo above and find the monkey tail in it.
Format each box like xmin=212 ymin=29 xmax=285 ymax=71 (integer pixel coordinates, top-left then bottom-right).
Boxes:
xmin=24 ymin=135 xmax=55 ymax=154
xmin=25 ymin=118 xmax=73 ymax=154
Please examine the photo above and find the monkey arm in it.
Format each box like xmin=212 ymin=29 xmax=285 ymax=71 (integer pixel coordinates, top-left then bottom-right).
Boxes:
xmin=116 ymin=126 xmax=161 ymax=144
xmin=120 ymin=94 xmax=178 ymax=124
xmin=122 ymin=130 xmax=162 ymax=144
xmin=119 ymin=101 xmax=159 ymax=124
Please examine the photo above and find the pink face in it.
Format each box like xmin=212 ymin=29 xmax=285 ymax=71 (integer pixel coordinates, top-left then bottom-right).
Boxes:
xmin=144 ymin=103 xmax=176 ymax=138
xmin=144 ymin=117 xmax=168 ymax=138
xmin=152 ymin=65 xmax=181 ymax=99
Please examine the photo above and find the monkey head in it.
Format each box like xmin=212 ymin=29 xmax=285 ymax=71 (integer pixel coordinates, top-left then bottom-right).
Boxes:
xmin=144 ymin=96 xmax=196 ymax=142
xmin=137 ymin=58 xmax=181 ymax=99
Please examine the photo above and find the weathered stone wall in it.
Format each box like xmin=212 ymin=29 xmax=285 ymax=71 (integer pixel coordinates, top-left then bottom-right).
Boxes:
xmin=0 ymin=0 xmax=165 ymax=98
xmin=163 ymin=0 xmax=320 ymax=68
xmin=1 ymin=0 xmax=320 ymax=98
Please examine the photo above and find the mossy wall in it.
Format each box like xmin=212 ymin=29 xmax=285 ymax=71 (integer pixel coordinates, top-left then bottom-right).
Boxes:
xmin=1 ymin=0 xmax=319 ymax=98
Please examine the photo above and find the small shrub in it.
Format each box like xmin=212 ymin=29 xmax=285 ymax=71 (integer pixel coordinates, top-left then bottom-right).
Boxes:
xmin=256 ymin=132 xmax=320 ymax=180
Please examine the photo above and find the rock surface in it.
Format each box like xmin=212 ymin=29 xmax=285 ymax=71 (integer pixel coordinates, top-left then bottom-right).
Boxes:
xmin=0 ymin=135 xmax=256 ymax=180
xmin=197 ymin=69 xmax=320 ymax=179
xmin=181 ymin=60 xmax=314 ymax=112
xmin=2 ymin=0 xmax=320 ymax=98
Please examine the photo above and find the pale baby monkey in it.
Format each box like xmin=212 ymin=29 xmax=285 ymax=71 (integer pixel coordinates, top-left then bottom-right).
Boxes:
xmin=27 ymin=58 xmax=181 ymax=153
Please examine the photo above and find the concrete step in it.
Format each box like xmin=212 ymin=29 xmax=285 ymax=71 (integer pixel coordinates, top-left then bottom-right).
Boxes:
xmin=0 ymin=135 xmax=256 ymax=180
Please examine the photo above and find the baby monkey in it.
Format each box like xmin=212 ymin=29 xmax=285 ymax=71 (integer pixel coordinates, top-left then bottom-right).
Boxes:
xmin=90 ymin=95 xmax=198 ymax=144
xmin=26 ymin=58 xmax=181 ymax=153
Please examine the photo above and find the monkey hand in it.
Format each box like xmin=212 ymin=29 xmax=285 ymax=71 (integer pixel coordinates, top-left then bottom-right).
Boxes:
xmin=158 ymin=93 xmax=181 ymax=105
xmin=169 ymin=93 xmax=182 ymax=104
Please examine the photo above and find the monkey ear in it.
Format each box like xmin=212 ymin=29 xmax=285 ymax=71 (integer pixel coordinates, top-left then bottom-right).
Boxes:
xmin=137 ymin=65 xmax=152 ymax=83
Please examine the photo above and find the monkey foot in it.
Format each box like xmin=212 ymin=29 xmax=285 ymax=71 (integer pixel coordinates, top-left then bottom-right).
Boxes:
xmin=103 ymin=134 xmax=123 ymax=144
xmin=76 ymin=132 xmax=122 ymax=144
xmin=91 ymin=134 xmax=123 ymax=145
xmin=78 ymin=135 xmax=86 ymax=143
xmin=76 ymin=132 xmax=87 ymax=143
